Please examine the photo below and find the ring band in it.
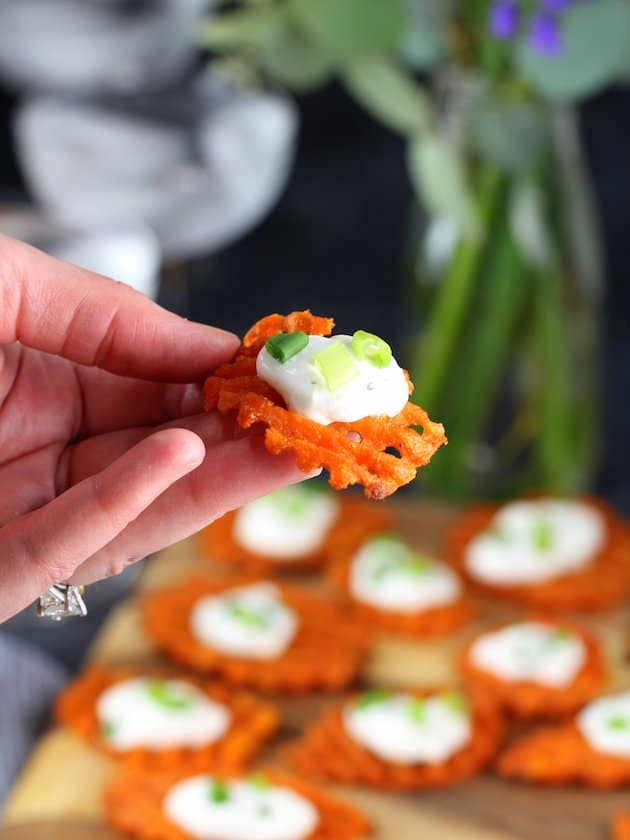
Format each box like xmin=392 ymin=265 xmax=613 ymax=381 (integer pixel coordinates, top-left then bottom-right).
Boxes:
xmin=37 ymin=584 xmax=88 ymax=621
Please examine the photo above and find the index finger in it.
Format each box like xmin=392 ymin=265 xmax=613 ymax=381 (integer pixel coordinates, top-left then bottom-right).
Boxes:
xmin=0 ymin=234 xmax=239 ymax=381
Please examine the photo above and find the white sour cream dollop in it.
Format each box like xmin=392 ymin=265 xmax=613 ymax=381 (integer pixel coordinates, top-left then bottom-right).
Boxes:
xmin=342 ymin=692 xmax=471 ymax=764
xmin=164 ymin=775 xmax=319 ymax=840
xmin=257 ymin=334 xmax=408 ymax=425
xmin=465 ymin=499 xmax=605 ymax=586
xmin=349 ymin=535 xmax=461 ymax=613
xmin=577 ymin=692 xmax=630 ymax=758
xmin=233 ymin=484 xmax=340 ymax=560
xmin=468 ymin=622 xmax=586 ymax=688
xmin=190 ymin=583 xmax=297 ymax=660
xmin=96 ymin=677 xmax=231 ymax=751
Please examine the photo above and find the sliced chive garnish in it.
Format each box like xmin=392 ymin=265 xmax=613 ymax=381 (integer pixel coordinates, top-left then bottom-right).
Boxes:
xmin=145 ymin=679 xmax=193 ymax=711
xmin=404 ymin=554 xmax=432 ymax=576
xmin=265 ymin=331 xmax=308 ymax=363
xmin=249 ymin=772 xmax=269 ymax=791
xmin=312 ymin=341 xmax=359 ymax=392
xmin=440 ymin=691 xmax=469 ymax=716
xmin=407 ymin=697 xmax=426 ymax=724
xmin=229 ymin=601 xmax=268 ymax=629
xmin=356 ymin=689 xmax=391 ymax=709
xmin=607 ymin=716 xmax=629 ymax=731
xmin=350 ymin=330 xmax=392 ymax=368
xmin=533 ymin=518 xmax=553 ymax=551
xmin=208 ymin=779 xmax=230 ymax=803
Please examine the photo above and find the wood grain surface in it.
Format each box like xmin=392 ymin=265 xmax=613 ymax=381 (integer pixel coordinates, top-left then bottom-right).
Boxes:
xmin=2 ymin=500 xmax=629 ymax=840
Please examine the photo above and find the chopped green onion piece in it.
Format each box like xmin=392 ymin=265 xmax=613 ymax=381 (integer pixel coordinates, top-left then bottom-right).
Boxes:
xmin=407 ymin=697 xmax=426 ymax=724
xmin=404 ymin=554 xmax=432 ymax=576
xmin=265 ymin=331 xmax=308 ymax=363
xmin=607 ymin=716 xmax=630 ymax=731
xmin=533 ymin=518 xmax=554 ymax=551
xmin=350 ymin=330 xmax=392 ymax=368
xmin=312 ymin=341 xmax=360 ymax=392
xmin=356 ymin=689 xmax=391 ymax=709
xmin=249 ymin=772 xmax=269 ymax=791
xmin=488 ymin=525 xmax=509 ymax=543
xmin=100 ymin=721 xmax=116 ymax=740
xmin=440 ymin=691 xmax=468 ymax=716
xmin=229 ymin=602 xmax=268 ymax=629
xmin=145 ymin=679 xmax=193 ymax=711
xmin=209 ymin=780 xmax=230 ymax=803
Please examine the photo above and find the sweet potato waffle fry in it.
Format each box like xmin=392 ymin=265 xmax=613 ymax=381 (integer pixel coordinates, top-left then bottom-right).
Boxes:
xmin=446 ymin=496 xmax=630 ymax=611
xmin=497 ymin=721 xmax=630 ymax=788
xmin=613 ymin=813 xmax=630 ymax=840
xmin=327 ymin=547 xmax=472 ymax=638
xmin=289 ymin=689 xmax=503 ymax=790
xmin=143 ymin=577 xmax=369 ymax=693
xmin=199 ymin=495 xmax=392 ymax=575
xmin=459 ymin=618 xmax=606 ymax=720
xmin=105 ymin=766 xmax=373 ymax=840
xmin=203 ymin=310 xmax=446 ymax=500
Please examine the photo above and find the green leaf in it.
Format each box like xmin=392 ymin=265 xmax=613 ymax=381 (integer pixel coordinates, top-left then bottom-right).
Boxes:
xmin=509 ymin=180 xmax=553 ymax=269
xmin=515 ymin=0 xmax=630 ymax=102
xmin=259 ymin=28 xmax=334 ymax=91
xmin=198 ymin=7 xmax=284 ymax=51
xmin=407 ymin=136 xmax=476 ymax=233
xmin=356 ymin=689 xmax=391 ymax=709
xmin=289 ymin=0 xmax=405 ymax=56
xmin=398 ymin=0 xmax=448 ymax=70
xmin=343 ymin=59 xmax=432 ymax=136
xmin=470 ymin=97 xmax=548 ymax=173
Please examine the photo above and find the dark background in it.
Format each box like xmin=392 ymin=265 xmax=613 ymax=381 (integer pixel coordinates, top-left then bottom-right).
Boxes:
xmin=0 ymin=81 xmax=629 ymax=511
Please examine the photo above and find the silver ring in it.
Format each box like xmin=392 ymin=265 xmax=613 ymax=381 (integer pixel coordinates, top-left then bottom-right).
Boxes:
xmin=37 ymin=583 xmax=88 ymax=621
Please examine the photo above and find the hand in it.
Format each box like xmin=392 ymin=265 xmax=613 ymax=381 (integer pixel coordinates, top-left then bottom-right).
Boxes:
xmin=0 ymin=235 xmax=303 ymax=622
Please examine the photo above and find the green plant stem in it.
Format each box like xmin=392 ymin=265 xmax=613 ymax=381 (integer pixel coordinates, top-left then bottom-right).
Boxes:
xmin=412 ymin=165 xmax=503 ymax=414
xmin=427 ymin=213 xmax=528 ymax=496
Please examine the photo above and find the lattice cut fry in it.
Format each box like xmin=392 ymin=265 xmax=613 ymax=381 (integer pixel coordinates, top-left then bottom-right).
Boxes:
xmin=199 ymin=495 xmax=392 ymax=574
xmin=203 ymin=310 xmax=446 ymax=499
xmin=105 ymin=766 xmax=373 ymax=840
xmin=459 ymin=617 xmax=606 ymax=721
xmin=143 ymin=577 xmax=369 ymax=693
xmin=289 ymin=688 xmax=503 ymax=790
xmin=613 ymin=812 xmax=630 ymax=840
xmin=326 ymin=543 xmax=472 ymax=638
xmin=497 ymin=722 xmax=630 ymax=789
xmin=55 ymin=665 xmax=277 ymax=772
xmin=446 ymin=495 xmax=630 ymax=611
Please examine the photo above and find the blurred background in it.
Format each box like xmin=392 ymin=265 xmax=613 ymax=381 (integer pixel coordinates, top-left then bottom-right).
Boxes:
xmin=0 ymin=1 xmax=628 ymax=662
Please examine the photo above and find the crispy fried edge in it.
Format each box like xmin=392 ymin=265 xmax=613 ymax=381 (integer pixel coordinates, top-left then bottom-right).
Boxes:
xmin=142 ymin=576 xmax=369 ymax=694
xmin=104 ymin=766 xmax=373 ymax=840
xmin=55 ymin=665 xmax=278 ymax=772
xmin=199 ymin=496 xmax=392 ymax=575
xmin=445 ymin=495 xmax=630 ymax=611
xmin=289 ymin=688 xmax=504 ymax=790
xmin=459 ymin=616 xmax=607 ymax=720
xmin=326 ymin=537 xmax=472 ymax=638
xmin=203 ymin=311 xmax=447 ymax=500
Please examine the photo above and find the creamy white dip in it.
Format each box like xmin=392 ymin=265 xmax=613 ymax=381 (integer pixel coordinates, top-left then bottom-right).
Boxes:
xmin=577 ymin=691 xmax=630 ymax=758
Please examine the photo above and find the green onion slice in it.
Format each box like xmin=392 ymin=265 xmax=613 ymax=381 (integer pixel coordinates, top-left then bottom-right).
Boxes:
xmin=532 ymin=518 xmax=554 ymax=551
xmin=350 ymin=330 xmax=392 ymax=368
xmin=208 ymin=779 xmax=230 ymax=803
xmin=312 ymin=341 xmax=359 ymax=391
xmin=145 ymin=679 xmax=193 ymax=711
xmin=607 ymin=716 xmax=630 ymax=731
xmin=355 ymin=689 xmax=391 ymax=709
xmin=265 ymin=331 xmax=308 ymax=363
xmin=407 ymin=697 xmax=426 ymax=724
xmin=440 ymin=691 xmax=469 ymax=716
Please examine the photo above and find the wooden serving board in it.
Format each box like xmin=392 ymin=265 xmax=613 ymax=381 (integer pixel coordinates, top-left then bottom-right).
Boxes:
xmin=3 ymin=500 xmax=630 ymax=840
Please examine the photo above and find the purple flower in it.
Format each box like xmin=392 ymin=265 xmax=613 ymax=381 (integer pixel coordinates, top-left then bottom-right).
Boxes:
xmin=489 ymin=0 xmax=519 ymax=39
xmin=528 ymin=12 xmax=563 ymax=55
xmin=540 ymin=0 xmax=571 ymax=11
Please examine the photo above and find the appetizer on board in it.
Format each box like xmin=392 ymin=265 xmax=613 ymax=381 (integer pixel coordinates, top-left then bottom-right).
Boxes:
xmin=55 ymin=665 xmax=277 ymax=771
xmin=143 ymin=577 xmax=368 ymax=693
xmin=204 ymin=311 xmax=447 ymax=499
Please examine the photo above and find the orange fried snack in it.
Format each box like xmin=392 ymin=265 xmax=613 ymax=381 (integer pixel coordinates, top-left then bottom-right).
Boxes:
xmin=203 ymin=311 xmax=447 ymax=500
xmin=327 ymin=543 xmax=472 ymax=638
xmin=497 ymin=722 xmax=630 ymax=788
xmin=55 ymin=665 xmax=277 ymax=771
xmin=459 ymin=618 xmax=606 ymax=720
xmin=613 ymin=813 xmax=630 ymax=840
xmin=199 ymin=495 xmax=392 ymax=575
xmin=105 ymin=766 xmax=373 ymax=840
xmin=143 ymin=577 xmax=369 ymax=693
xmin=446 ymin=496 xmax=630 ymax=611
xmin=289 ymin=689 xmax=503 ymax=790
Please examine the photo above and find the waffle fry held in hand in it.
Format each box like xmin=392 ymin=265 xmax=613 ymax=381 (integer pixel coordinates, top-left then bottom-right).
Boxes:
xmin=203 ymin=311 xmax=447 ymax=499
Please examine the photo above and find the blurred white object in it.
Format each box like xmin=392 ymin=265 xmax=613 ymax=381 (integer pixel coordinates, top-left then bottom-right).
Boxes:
xmin=14 ymin=76 xmax=298 ymax=260
xmin=0 ymin=0 xmax=208 ymax=94
xmin=0 ymin=210 xmax=161 ymax=298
